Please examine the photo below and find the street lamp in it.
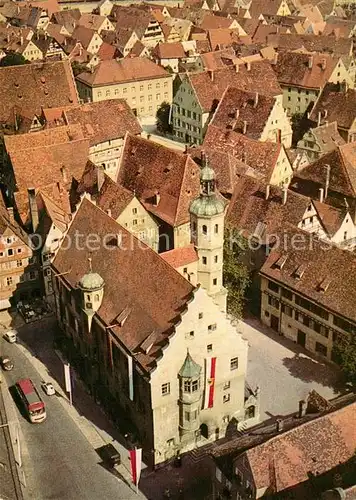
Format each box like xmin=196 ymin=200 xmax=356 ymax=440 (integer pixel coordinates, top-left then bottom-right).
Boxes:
xmin=0 ymin=421 xmax=22 ymax=467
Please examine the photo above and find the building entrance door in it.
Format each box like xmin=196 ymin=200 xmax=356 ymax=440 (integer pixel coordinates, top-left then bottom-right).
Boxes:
xmin=270 ymin=314 xmax=279 ymax=332
xmin=297 ymin=330 xmax=306 ymax=347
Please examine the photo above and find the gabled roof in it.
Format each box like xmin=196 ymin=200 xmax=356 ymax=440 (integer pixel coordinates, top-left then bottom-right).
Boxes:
xmin=293 ymin=143 xmax=356 ymax=198
xmin=242 ymin=400 xmax=356 ymax=493
xmin=43 ymin=99 xmax=141 ymax=146
xmin=249 ymin=0 xmax=286 ymax=17
xmin=96 ymin=174 xmax=135 ymax=219
xmin=52 ymin=198 xmax=195 ymax=372
xmin=185 ymin=60 xmax=281 ymax=113
xmin=77 ymin=13 xmax=108 ymax=31
xmin=72 ymin=25 xmax=100 ymax=50
xmin=312 ymin=200 xmax=347 ymax=237
xmin=309 ymin=82 xmax=356 ymax=130
xmin=111 ymin=5 xmax=160 ymax=39
xmin=210 ymin=86 xmax=277 ymax=140
xmin=76 ymin=57 xmax=169 ymax=86
xmin=203 ymin=125 xmax=282 ymax=183
xmin=266 ymin=33 xmax=352 ymax=56
xmin=274 ymin=51 xmax=339 ymax=89
xmin=153 ymin=41 xmax=186 ymax=59
xmin=51 ymin=9 xmax=81 ymax=34
xmin=309 ymin=122 xmax=345 ymax=153
xmin=0 ymin=60 xmax=78 ymax=125
xmin=161 ymin=244 xmax=198 ymax=269
xmin=117 ymin=134 xmax=200 ymax=226
xmin=36 ymin=190 xmax=71 ymax=239
xmin=226 ymin=177 xmax=311 ymax=237
xmin=5 ymin=125 xmax=89 ymax=193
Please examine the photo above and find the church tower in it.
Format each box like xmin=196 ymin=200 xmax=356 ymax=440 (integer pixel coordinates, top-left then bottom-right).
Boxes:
xmin=189 ymin=153 xmax=227 ymax=312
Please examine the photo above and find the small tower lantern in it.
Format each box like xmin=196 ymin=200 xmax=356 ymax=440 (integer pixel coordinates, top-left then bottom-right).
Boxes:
xmin=78 ymin=257 xmax=104 ymax=332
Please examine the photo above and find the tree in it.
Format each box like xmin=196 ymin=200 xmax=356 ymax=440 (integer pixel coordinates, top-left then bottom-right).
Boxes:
xmin=333 ymin=333 xmax=356 ymax=385
xmin=71 ymin=61 xmax=89 ymax=77
xmin=156 ymin=102 xmax=172 ymax=135
xmin=223 ymin=228 xmax=250 ymax=319
xmin=0 ymin=52 xmax=27 ymax=67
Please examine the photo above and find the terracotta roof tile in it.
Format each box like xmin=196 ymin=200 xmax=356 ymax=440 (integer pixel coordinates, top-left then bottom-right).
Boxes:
xmin=76 ymin=57 xmax=169 ymax=86
xmin=294 ymin=143 xmax=356 ymax=197
xmin=44 ymin=99 xmax=141 ymax=146
xmin=309 ymin=82 xmax=356 ymax=130
xmin=207 ymin=28 xmax=242 ymax=50
xmin=161 ymin=244 xmax=198 ymax=269
xmin=187 ymin=60 xmax=281 ymax=113
xmin=312 ymin=199 xmax=347 ymax=237
xmin=72 ymin=25 xmax=99 ymax=50
xmin=0 ymin=60 xmax=78 ymax=125
xmin=226 ymin=177 xmax=311 ymax=236
xmin=96 ymin=174 xmax=135 ymax=219
xmin=203 ymin=124 xmax=282 ymax=183
xmin=199 ymin=47 xmax=236 ymax=71
xmin=78 ymin=13 xmax=107 ymax=32
xmin=261 ymin=225 xmax=356 ymax=323
xmin=118 ymin=134 xmax=200 ymax=226
xmin=309 ymin=121 xmax=345 ymax=153
xmin=210 ymin=86 xmax=276 ymax=140
xmin=153 ymin=41 xmax=186 ymax=59
xmin=52 ymin=198 xmax=195 ymax=372
xmin=244 ymin=400 xmax=356 ymax=492
xmin=266 ymin=33 xmax=352 ymax=56
xmin=97 ymin=41 xmax=117 ymax=60
xmin=274 ymin=51 xmax=340 ymax=89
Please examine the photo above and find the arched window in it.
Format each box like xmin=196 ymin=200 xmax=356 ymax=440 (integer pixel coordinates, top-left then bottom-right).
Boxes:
xmin=94 ymin=294 xmax=100 ymax=302
xmin=86 ymin=294 xmax=91 ymax=302
xmin=214 ymin=224 xmax=218 ymax=234
xmin=202 ymin=224 xmax=207 ymax=235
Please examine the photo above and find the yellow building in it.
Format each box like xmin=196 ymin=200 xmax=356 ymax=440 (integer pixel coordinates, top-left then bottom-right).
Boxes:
xmin=260 ymin=225 xmax=356 ymax=362
xmin=76 ymin=58 xmax=173 ymax=120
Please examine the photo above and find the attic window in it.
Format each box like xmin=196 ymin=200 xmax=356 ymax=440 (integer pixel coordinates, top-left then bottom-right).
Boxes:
xmin=14 ymin=82 xmax=19 ymax=88
xmin=140 ymin=330 xmax=156 ymax=354
xmin=317 ymin=278 xmax=331 ymax=292
xmin=115 ymin=306 xmax=132 ymax=327
xmin=272 ymin=255 xmax=287 ymax=270
xmin=293 ymin=263 xmax=307 ymax=280
xmin=164 ymin=164 xmax=173 ymax=173
xmin=17 ymin=94 xmax=23 ymax=99
xmin=40 ymin=76 xmax=45 ymax=84
xmin=44 ymin=90 xmax=49 ymax=96
xmin=68 ymin=97 xmax=73 ymax=103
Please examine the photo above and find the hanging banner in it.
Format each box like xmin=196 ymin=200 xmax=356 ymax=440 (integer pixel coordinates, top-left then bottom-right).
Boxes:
xmin=129 ymin=448 xmax=142 ymax=488
xmin=203 ymin=357 xmax=217 ymax=409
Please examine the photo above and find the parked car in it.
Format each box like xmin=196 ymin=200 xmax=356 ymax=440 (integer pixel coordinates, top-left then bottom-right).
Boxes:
xmin=1 ymin=356 xmax=14 ymax=371
xmin=3 ymin=330 xmax=17 ymax=343
xmin=41 ymin=382 xmax=55 ymax=396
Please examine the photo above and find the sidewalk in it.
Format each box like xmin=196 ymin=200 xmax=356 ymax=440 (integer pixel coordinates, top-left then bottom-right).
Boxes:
xmin=14 ymin=340 xmax=146 ymax=497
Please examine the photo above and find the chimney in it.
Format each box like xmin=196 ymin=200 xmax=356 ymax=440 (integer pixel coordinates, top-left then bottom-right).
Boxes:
xmin=201 ymin=149 xmax=206 ymax=166
xmin=6 ymin=33 xmax=10 ymax=43
xmin=235 ymin=109 xmax=240 ymax=119
xmin=106 ymin=208 xmax=112 ymax=217
xmin=276 ymin=419 xmax=284 ymax=432
xmin=7 ymin=207 xmax=14 ymax=224
xmin=308 ymin=56 xmax=313 ymax=69
xmin=265 ymin=184 xmax=270 ymax=200
xmin=60 ymin=166 xmax=68 ymax=184
xmin=20 ymin=35 xmax=23 ymax=45
xmin=282 ymin=185 xmax=288 ymax=205
xmin=319 ymin=187 xmax=324 ymax=203
xmin=208 ymin=70 xmax=214 ymax=82
xmin=325 ymin=164 xmax=330 ymax=199
xmin=321 ymin=58 xmax=326 ymax=71
xmin=317 ymin=111 xmax=321 ymax=127
xmin=97 ymin=167 xmax=105 ymax=191
xmin=246 ymin=61 xmax=251 ymax=71
xmin=154 ymin=191 xmax=160 ymax=206
xmin=273 ymin=51 xmax=278 ymax=65
xmin=298 ymin=400 xmax=306 ymax=418
xmin=28 ymin=188 xmax=39 ymax=233
xmin=242 ymin=120 xmax=247 ymax=134
xmin=254 ymin=92 xmax=259 ymax=108
xmin=235 ymin=63 xmax=239 ymax=73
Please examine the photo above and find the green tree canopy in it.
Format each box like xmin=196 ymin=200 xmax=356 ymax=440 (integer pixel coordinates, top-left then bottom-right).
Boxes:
xmin=0 ymin=52 xmax=27 ymax=67
xmin=333 ymin=333 xmax=356 ymax=385
xmin=71 ymin=61 xmax=89 ymax=77
xmin=156 ymin=102 xmax=172 ymax=135
xmin=223 ymin=228 xmax=250 ymax=318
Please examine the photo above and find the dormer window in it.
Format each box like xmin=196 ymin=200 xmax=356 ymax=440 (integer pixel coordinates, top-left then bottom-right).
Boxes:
xmin=293 ymin=264 xmax=307 ymax=280
xmin=86 ymin=294 xmax=91 ymax=302
xmin=273 ymin=255 xmax=287 ymax=270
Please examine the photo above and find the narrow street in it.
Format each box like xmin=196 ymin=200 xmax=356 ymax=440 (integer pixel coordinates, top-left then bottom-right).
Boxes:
xmin=0 ymin=316 xmax=145 ymax=500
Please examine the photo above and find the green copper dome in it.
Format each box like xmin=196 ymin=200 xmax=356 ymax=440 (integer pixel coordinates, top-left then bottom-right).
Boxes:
xmin=179 ymin=351 xmax=202 ymax=379
xmin=79 ymin=272 xmax=104 ymax=291
xmin=190 ymin=196 xmax=225 ymax=217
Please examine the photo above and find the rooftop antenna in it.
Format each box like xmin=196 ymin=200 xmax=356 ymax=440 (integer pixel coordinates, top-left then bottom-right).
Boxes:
xmin=88 ymin=255 xmax=92 ymax=272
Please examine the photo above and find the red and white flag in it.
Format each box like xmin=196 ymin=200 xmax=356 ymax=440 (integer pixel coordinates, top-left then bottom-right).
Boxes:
xmin=203 ymin=357 xmax=217 ymax=409
xmin=129 ymin=448 xmax=142 ymax=487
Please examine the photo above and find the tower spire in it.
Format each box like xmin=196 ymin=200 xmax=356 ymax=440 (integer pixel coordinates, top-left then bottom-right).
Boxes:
xmin=88 ymin=256 xmax=92 ymax=273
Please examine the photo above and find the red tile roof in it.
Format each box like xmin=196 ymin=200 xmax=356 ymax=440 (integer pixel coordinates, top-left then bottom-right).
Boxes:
xmin=52 ymin=197 xmax=195 ymax=372
xmin=261 ymin=224 xmax=356 ymax=321
xmin=186 ymin=60 xmax=281 ymax=112
xmin=210 ymin=86 xmax=276 ymax=140
xmin=274 ymin=51 xmax=340 ymax=90
xmin=153 ymin=41 xmax=186 ymax=59
xmin=96 ymin=174 xmax=135 ymax=219
xmin=0 ymin=60 xmax=78 ymax=125
xmin=118 ymin=134 xmax=200 ymax=226
xmin=244 ymin=401 xmax=356 ymax=493
xmin=309 ymin=82 xmax=356 ymax=130
xmin=203 ymin=125 xmax=282 ymax=183
xmin=161 ymin=244 xmax=198 ymax=269
xmin=76 ymin=57 xmax=169 ymax=86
